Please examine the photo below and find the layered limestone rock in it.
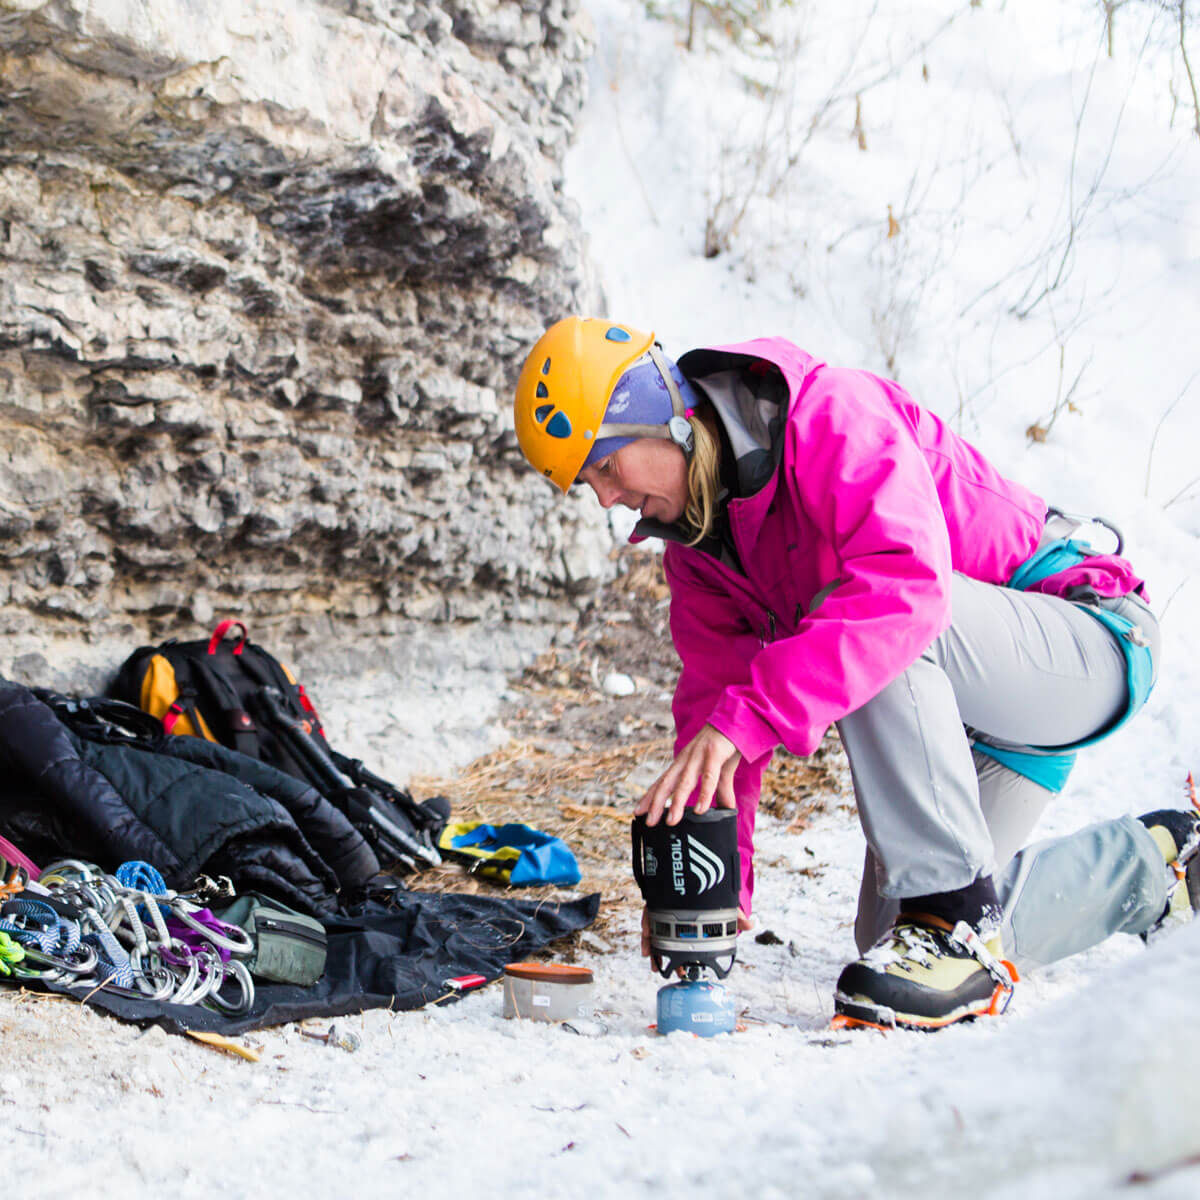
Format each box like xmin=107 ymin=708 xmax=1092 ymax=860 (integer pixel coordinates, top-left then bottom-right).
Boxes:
xmin=0 ymin=0 xmax=613 ymax=764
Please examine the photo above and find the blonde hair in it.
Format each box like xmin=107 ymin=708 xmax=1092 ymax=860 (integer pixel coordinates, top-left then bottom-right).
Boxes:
xmin=683 ymin=412 xmax=722 ymax=546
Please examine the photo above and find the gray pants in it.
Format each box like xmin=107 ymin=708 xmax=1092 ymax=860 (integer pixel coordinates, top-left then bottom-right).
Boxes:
xmin=840 ymin=571 xmax=1166 ymax=969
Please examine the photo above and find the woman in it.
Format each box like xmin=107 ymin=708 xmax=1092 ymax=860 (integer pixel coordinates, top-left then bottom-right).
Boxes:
xmin=513 ymin=316 xmax=1197 ymax=1030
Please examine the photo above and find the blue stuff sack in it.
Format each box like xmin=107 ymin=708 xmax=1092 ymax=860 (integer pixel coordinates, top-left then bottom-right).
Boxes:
xmin=438 ymin=822 xmax=582 ymax=886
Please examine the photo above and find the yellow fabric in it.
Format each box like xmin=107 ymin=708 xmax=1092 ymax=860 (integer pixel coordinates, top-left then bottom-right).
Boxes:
xmin=868 ymin=927 xmax=1005 ymax=994
xmin=1147 ymin=824 xmax=1179 ymax=864
xmin=138 ymin=655 xmax=218 ymax=742
xmin=839 ymin=919 xmax=1011 ymax=1028
xmin=438 ymin=821 xmax=521 ymax=881
xmin=1144 ymin=822 xmax=1195 ymax=921
xmin=1166 ymin=881 xmax=1192 ymax=920
xmin=513 ymin=317 xmax=653 ymax=492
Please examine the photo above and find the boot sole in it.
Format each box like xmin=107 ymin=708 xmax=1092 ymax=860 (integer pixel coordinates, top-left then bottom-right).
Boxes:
xmin=832 ymin=977 xmax=1015 ymax=1032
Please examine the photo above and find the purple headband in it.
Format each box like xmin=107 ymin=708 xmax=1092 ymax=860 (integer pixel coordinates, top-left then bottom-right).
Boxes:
xmin=583 ymin=353 xmax=701 ymax=468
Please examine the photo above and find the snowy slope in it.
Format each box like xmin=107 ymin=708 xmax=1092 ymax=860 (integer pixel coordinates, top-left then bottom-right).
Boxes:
xmin=4 ymin=2 xmax=1200 ymax=1196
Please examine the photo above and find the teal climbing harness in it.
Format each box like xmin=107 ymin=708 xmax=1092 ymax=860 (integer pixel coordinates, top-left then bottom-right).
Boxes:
xmin=975 ymin=516 xmax=1155 ymax=792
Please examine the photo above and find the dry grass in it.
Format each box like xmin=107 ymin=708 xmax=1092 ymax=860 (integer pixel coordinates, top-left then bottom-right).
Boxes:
xmin=760 ymin=735 xmax=854 ymax=830
xmin=411 ymin=737 xmax=672 ymax=818
xmin=409 ymin=737 xmax=669 ymax=944
xmin=405 ymin=561 xmax=853 ymax=953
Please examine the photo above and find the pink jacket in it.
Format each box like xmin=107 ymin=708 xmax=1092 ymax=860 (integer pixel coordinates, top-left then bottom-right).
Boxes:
xmin=657 ymin=339 xmax=1144 ymax=912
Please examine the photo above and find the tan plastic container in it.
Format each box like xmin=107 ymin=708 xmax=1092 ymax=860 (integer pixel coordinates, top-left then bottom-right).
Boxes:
xmin=501 ymin=963 xmax=594 ymax=1022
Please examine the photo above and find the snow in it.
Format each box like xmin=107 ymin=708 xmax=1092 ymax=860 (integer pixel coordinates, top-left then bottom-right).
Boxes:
xmin=4 ymin=1 xmax=1200 ymax=1195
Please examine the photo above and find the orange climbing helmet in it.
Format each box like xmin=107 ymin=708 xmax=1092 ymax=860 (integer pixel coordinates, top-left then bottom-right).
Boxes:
xmin=514 ymin=317 xmax=697 ymax=493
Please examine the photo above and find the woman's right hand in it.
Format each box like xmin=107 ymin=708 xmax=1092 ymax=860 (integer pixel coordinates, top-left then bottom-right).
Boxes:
xmin=634 ymin=723 xmax=741 ymax=826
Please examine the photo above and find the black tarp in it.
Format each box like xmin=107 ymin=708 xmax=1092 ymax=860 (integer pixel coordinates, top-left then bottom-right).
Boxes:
xmin=38 ymin=889 xmax=600 ymax=1035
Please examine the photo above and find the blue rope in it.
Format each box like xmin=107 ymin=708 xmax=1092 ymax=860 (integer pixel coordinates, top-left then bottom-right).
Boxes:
xmin=115 ymin=860 xmax=170 ymax=923
xmin=115 ymin=861 xmax=168 ymax=896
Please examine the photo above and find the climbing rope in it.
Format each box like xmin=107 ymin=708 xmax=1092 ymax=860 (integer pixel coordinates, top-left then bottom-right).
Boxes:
xmin=0 ymin=859 xmax=256 ymax=1014
xmin=0 ymin=930 xmax=25 ymax=976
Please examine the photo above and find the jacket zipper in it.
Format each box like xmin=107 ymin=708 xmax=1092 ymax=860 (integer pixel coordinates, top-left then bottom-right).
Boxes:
xmin=762 ymin=610 xmax=777 ymax=646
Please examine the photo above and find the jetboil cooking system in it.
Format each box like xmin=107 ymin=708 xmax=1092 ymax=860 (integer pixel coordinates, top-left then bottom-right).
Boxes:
xmin=631 ymin=809 xmax=740 ymax=1035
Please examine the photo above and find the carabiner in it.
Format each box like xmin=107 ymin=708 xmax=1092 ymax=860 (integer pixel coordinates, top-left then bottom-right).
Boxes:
xmin=1047 ymin=507 xmax=1124 ymax=555
xmin=17 ymin=941 xmax=99 ymax=977
xmin=205 ymin=957 xmax=256 ymax=1017
xmin=169 ymin=902 xmax=254 ymax=956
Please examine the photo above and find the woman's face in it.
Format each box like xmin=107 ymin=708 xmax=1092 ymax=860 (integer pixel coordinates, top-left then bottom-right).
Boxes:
xmin=577 ymin=438 xmax=689 ymax=524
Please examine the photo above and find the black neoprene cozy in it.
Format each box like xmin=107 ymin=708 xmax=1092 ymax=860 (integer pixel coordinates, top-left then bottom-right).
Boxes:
xmin=631 ymin=810 xmax=741 ymax=977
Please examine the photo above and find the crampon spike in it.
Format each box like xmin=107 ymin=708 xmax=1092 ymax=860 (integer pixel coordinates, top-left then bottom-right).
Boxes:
xmin=988 ymin=964 xmax=1019 ymax=1014
xmin=830 ymin=1012 xmax=892 ymax=1033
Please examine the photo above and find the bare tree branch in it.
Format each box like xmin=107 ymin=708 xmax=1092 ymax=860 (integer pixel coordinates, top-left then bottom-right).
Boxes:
xmin=1145 ymin=369 xmax=1199 ymax=496
xmin=1010 ymin=23 xmax=1150 ymax=319
xmin=1178 ymin=0 xmax=1200 ymax=138
xmin=1163 ymin=473 xmax=1200 ymax=508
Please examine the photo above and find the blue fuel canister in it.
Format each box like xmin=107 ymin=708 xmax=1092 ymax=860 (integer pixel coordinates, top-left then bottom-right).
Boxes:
xmin=656 ymin=978 xmax=736 ymax=1036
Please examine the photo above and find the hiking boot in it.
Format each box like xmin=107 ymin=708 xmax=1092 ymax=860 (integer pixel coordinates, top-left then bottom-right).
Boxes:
xmin=1138 ymin=806 xmax=1200 ymax=941
xmin=833 ymin=915 xmax=1017 ymax=1031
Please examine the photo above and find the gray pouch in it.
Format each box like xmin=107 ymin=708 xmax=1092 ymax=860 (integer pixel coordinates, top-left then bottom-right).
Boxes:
xmin=215 ymin=893 xmax=327 ymax=986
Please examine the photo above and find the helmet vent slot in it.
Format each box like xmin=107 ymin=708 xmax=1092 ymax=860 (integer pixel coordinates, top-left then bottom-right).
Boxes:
xmin=534 ymin=403 xmax=553 ymax=423
xmin=536 ymin=381 xmax=549 ymax=398
xmin=541 ymin=357 xmax=551 ymax=374
xmin=545 ymin=411 xmax=572 ymax=439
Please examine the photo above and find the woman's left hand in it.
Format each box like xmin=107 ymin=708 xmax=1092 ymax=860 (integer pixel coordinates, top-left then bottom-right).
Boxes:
xmin=634 ymin=723 xmax=741 ymax=826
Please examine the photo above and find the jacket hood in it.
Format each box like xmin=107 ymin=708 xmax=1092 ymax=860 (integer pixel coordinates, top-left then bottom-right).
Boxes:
xmin=679 ymin=353 xmax=789 ymax=496
xmin=630 ymin=342 xmax=804 ymax=547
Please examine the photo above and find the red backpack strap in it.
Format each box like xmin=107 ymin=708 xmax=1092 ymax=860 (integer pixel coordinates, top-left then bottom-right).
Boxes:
xmin=295 ymin=684 xmax=325 ymax=737
xmin=207 ymin=619 xmax=249 ymax=657
xmin=162 ymin=699 xmax=188 ymax=735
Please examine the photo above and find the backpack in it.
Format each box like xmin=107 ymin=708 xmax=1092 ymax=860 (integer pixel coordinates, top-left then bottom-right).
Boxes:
xmin=111 ymin=619 xmax=448 ymax=873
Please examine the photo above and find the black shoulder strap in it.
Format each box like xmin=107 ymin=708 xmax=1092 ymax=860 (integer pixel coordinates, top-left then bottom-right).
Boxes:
xmin=236 ymin=645 xmax=332 ymax=749
xmin=183 ymin=654 xmax=261 ymax=758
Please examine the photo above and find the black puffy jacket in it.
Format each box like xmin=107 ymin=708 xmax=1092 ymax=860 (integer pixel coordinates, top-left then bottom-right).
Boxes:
xmin=0 ymin=679 xmax=380 ymax=914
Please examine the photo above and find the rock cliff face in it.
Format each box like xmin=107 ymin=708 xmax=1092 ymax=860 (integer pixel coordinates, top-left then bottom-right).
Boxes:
xmin=0 ymin=0 xmax=612 ymax=768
